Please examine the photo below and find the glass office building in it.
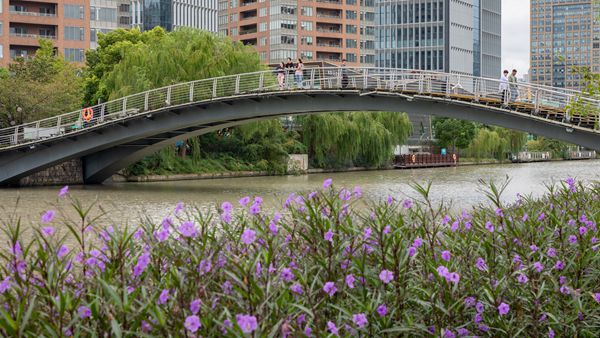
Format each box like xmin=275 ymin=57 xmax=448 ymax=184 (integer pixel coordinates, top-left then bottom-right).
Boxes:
xmin=375 ymin=0 xmax=501 ymax=78
xmin=530 ymin=0 xmax=600 ymax=89
xmin=131 ymin=0 xmax=218 ymax=32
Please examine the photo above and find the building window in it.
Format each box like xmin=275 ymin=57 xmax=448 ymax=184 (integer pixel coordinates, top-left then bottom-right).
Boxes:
xmin=65 ymin=5 xmax=84 ymax=19
xmin=259 ymin=37 xmax=267 ymax=46
xmin=346 ymin=10 xmax=357 ymax=20
xmin=346 ymin=53 xmax=357 ymax=62
xmin=0 ymin=44 xmax=3 ymax=59
xmin=64 ymin=48 xmax=85 ymax=62
xmin=0 ymin=22 xmax=2 ymax=36
xmin=281 ymin=5 xmax=296 ymax=15
xmin=346 ymin=0 xmax=356 ymax=4
xmin=65 ymin=27 xmax=84 ymax=41
xmin=346 ymin=25 xmax=357 ymax=34
xmin=259 ymin=8 xmax=267 ymax=17
xmin=301 ymin=36 xmax=313 ymax=45
xmin=301 ymin=7 xmax=312 ymax=16
xmin=259 ymin=22 xmax=267 ymax=32
xmin=346 ymin=39 xmax=357 ymax=48
xmin=301 ymin=21 xmax=312 ymax=31
xmin=301 ymin=51 xmax=313 ymax=60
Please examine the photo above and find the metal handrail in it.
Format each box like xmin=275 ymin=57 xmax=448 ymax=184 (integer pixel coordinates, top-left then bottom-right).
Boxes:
xmin=10 ymin=10 xmax=57 ymax=17
xmin=0 ymin=67 xmax=598 ymax=149
xmin=9 ymin=32 xmax=56 ymax=39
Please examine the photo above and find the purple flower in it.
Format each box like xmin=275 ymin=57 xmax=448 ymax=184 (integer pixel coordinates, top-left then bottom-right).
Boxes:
xmin=530 ymin=244 xmax=538 ymax=252
xmin=559 ymin=276 xmax=567 ymax=285
xmin=407 ymin=246 xmax=416 ymax=257
xmin=593 ymin=293 xmax=600 ymax=303
xmin=413 ymin=237 xmax=423 ymax=248
xmin=441 ymin=250 xmax=451 ymax=262
xmin=522 ymin=213 xmax=529 ymax=221
xmin=345 ymin=274 xmax=355 ymax=288
xmin=185 ymin=315 xmax=201 ymax=332
xmin=175 ymin=202 xmax=184 ymax=214
xmin=498 ymin=302 xmax=510 ymax=316
xmin=579 ymin=226 xmax=588 ymax=235
xmin=58 ymin=185 xmax=69 ymax=197
xmin=379 ymin=270 xmax=394 ymax=284
xmin=377 ymin=304 xmax=388 ymax=317
xmin=517 ymin=273 xmax=529 ymax=284
xmin=280 ymin=268 xmax=295 ymax=282
xmin=157 ymin=289 xmax=170 ymax=305
xmin=568 ymin=235 xmax=578 ymax=244
xmin=78 ymin=306 xmax=91 ymax=319
xmin=554 ymin=260 xmax=565 ymax=271
xmin=533 ymin=262 xmax=544 ymax=273
xmin=538 ymin=212 xmax=545 ymax=221
xmin=155 ymin=228 xmax=170 ymax=242
xmin=474 ymin=313 xmax=482 ymax=323
xmin=464 ymin=297 xmax=476 ymax=307
xmin=239 ymin=196 xmax=250 ymax=206
xmin=133 ymin=252 xmax=151 ymax=277
xmin=444 ymin=329 xmax=456 ymax=338
xmin=190 ymin=299 xmax=201 ymax=314
xmin=0 ymin=277 xmax=11 ymax=294
xmin=476 ymin=257 xmax=488 ymax=271
xmin=323 ymin=178 xmax=333 ymax=189
xmin=323 ymin=282 xmax=337 ymax=297
xmin=222 ymin=280 xmax=233 ymax=294
xmin=41 ymin=210 xmax=56 ymax=223
xmin=437 ymin=266 xmax=450 ymax=278
xmin=457 ymin=328 xmax=469 ymax=337
xmin=324 ymin=230 xmax=334 ymax=243
xmin=327 ymin=321 xmax=339 ymax=335
xmin=548 ymin=328 xmax=555 ymax=338
xmin=353 ymin=186 xmax=362 ymax=198
xmin=42 ymin=226 xmax=55 ymax=236
xmin=547 ymin=247 xmax=557 ymax=258
xmin=254 ymin=196 xmax=263 ymax=205
xmin=386 ymin=195 xmax=394 ymax=205
xmin=304 ymin=325 xmax=312 ymax=337
xmin=476 ymin=302 xmax=484 ymax=313
xmin=402 ymin=199 xmax=413 ymax=209
xmin=339 ymin=189 xmax=352 ymax=201
xmin=353 ymin=313 xmax=368 ymax=329
xmin=221 ymin=201 xmax=233 ymax=213
xmin=241 ymin=229 xmax=256 ymax=245
xmin=269 ymin=221 xmax=278 ymax=235
xmin=451 ymin=221 xmax=460 ymax=232
xmin=485 ymin=221 xmax=494 ymax=232
xmin=179 ymin=221 xmax=197 ymax=238
xmin=560 ymin=286 xmax=570 ymax=295
xmin=449 ymin=272 xmax=460 ymax=284
xmin=495 ymin=208 xmax=504 ymax=217
xmin=290 ymin=283 xmax=304 ymax=294
xmin=236 ymin=314 xmax=258 ymax=334
xmin=249 ymin=203 xmax=261 ymax=215
xmin=383 ymin=225 xmax=391 ymax=234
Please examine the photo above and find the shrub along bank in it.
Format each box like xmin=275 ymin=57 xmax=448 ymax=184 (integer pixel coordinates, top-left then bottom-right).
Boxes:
xmin=1 ymin=178 xmax=599 ymax=336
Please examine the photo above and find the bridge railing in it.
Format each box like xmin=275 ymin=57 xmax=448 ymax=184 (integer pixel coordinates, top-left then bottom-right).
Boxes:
xmin=0 ymin=67 xmax=598 ymax=149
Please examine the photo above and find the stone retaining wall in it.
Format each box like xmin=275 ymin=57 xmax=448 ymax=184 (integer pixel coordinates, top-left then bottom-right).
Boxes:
xmin=19 ymin=159 xmax=84 ymax=186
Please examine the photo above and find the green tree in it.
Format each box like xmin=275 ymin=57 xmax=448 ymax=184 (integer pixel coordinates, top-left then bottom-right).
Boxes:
xmin=432 ymin=117 xmax=476 ymax=152
xmin=0 ymin=39 xmax=82 ymax=127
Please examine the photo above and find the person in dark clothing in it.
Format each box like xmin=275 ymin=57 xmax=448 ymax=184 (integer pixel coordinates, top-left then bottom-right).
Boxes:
xmin=276 ymin=62 xmax=285 ymax=89
xmin=340 ymin=58 xmax=349 ymax=88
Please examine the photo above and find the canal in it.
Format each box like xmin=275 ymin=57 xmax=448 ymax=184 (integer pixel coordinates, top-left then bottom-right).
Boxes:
xmin=1 ymin=160 xmax=598 ymax=228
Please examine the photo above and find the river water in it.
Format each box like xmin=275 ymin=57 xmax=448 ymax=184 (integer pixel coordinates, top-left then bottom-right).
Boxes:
xmin=1 ymin=160 xmax=599 ymax=229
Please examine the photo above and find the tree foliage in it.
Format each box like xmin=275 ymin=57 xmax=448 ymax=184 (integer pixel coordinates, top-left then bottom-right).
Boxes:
xmin=0 ymin=39 xmax=82 ymax=127
xmin=432 ymin=118 xmax=477 ymax=151
xmin=300 ymin=112 xmax=411 ymax=168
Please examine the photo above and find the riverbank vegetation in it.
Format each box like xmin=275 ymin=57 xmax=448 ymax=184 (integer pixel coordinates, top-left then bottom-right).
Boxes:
xmin=1 ymin=178 xmax=599 ymax=336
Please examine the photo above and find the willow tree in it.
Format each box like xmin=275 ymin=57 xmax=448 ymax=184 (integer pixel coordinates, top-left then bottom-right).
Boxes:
xmin=299 ymin=112 xmax=411 ymax=168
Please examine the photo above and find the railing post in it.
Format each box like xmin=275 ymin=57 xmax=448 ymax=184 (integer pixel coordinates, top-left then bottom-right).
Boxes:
xmin=235 ymin=75 xmax=240 ymax=94
xmin=259 ymin=73 xmax=264 ymax=91
xmin=122 ymin=97 xmax=127 ymax=114
xmin=363 ymin=71 xmax=368 ymax=89
xmin=310 ymin=68 xmax=315 ymax=89
xmin=166 ymin=86 xmax=172 ymax=105
xmin=418 ymin=74 xmax=424 ymax=94
xmin=13 ymin=126 xmax=19 ymax=145
xmin=56 ymin=116 xmax=61 ymax=132
xmin=534 ymin=90 xmax=541 ymax=113
xmin=100 ymin=104 xmax=105 ymax=122
xmin=189 ymin=82 xmax=195 ymax=102
xmin=144 ymin=92 xmax=149 ymax=111
xmin=445 ymin=76 xmax=451 ymax=98
xmin=474 ymin=79 xmax=480 ymax=102
xmin=35 ymin=121 xmax=40 ymax=139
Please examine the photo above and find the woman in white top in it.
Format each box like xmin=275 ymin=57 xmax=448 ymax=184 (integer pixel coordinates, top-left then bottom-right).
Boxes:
xmin=499 ymin=70 xmax=509 ymax=104
xmin=295 ymin=59 xmax=304 ymax=88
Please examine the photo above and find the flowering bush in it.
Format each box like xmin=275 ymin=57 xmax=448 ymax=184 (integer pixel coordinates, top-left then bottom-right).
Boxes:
xmin=1 ymin=178 xmax=599 ymax=337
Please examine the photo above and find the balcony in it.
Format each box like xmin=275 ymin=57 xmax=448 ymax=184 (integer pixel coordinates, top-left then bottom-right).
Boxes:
xmin=239 ymin=28 xmax=257 ymax=35
xmin=316 ymin=0 xmax=342 ymax=3
xmin=316 ymin=13 xmax=341 ymax=19
xmin=10 ymin=10 xmax=56 ymax=17
xmin=10 ymin=32 xmax=56 ymax=40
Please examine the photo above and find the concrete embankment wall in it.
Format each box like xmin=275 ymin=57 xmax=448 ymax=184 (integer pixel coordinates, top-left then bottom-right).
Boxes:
xmin=19 ymin=159 xmax=84 ymax=186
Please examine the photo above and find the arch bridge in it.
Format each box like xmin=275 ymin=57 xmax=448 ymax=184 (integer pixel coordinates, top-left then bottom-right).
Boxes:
xmin=0 ymin=67 xmax=598 ymax=185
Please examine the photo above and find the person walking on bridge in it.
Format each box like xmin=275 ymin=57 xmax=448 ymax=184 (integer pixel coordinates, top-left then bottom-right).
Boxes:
xmin=295 ymin=59 xmax=305 ymax=88
xmin=508 ymin=69 xmax=519 ymax=102
xmin=276 ymin=62 xmax=285 ymax=90
xmin=340 ymin=58 xmax=349 ymax=88
xmin=499 ymin=70 xmax=509 ymax=105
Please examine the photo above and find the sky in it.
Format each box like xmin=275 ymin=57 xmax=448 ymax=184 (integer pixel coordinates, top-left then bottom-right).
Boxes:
xmin=501 ymin=0 xmax=531 ymax=74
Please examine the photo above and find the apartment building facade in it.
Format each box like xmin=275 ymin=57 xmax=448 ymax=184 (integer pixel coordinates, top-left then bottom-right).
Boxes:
xmin=530 ymin=0 xmax=600 ymax=89
xmin=0 ymin=0 xmax=90 ymax=67
xmin=375 ymin=0 xmax=501 ymax=78
xmin=218 ymin=0 xmax=376 ymax=66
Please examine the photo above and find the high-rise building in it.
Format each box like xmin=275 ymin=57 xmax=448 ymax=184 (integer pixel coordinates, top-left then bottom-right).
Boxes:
xmin=530 ymin=0 xmax=600 ymax=89
xmin=90 ymin=1 xmax=119 ymax=49
xmin=218 ymin=0 xmax=376 ymax=66
xmin=375 ymin=0 xmax=501 ymax=78
xmin=131 ymin=0 xmax=218 ymax=32
xmin=0 ymin=0 xmax=91 ymax=67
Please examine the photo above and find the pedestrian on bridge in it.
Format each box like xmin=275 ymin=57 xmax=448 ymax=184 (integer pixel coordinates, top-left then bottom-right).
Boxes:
xmin=509 ymin=69 xmax=519 ymax=102
xmin=340 ymin=58 xmax=349 ymax=88
xmin=276 ymin=62 xmax=286 ymax=90
xmin=295 ymin=59 xmax=305 ymax=88
xmin=499 ymin=70 xmax=509 ymax=105
xmin=285 ymin=57 xmax=294 ymax=88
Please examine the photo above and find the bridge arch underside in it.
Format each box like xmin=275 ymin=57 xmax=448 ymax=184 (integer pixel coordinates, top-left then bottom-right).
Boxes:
xmin=0 ymin=91 xmax=599 ymax=185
